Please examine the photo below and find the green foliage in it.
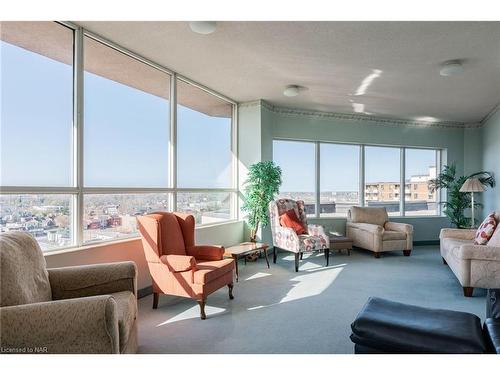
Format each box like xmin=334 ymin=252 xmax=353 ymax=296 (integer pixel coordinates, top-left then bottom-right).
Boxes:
xmin=241 ymin=161 xmax=282 ymax=237
xmin=429 ymin=164 xmax=495 ymax=228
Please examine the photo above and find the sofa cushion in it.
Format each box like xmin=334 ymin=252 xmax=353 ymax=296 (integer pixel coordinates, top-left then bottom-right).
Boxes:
xmin=383 ymin=230 xmax=406 ymax=241
xmin=488 ymin=226 xmax=500 ymax=247
xmin=110 ymin=291 xmax=137 ymax=352
xmin=193 ymin=259 xmax=234 ymax=284
xmin=279 ymin=209 xmax=306 ymax=235
xmin=351 ymin=297 xmax=486 ymax=353
xmin=350 ymin=206 xmax=388 ymax=226
xmin=474 ymin=212 xmax=497 ymax=245
xmin=0 ymin=232 xmax=52 ymax=307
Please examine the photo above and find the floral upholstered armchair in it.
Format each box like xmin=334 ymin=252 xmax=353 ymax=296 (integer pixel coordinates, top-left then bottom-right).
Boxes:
xmin=269 ymin=199 xmax=330 ymax=272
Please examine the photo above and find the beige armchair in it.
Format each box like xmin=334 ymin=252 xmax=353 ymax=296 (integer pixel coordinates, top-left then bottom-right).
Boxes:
xmin=0 ymin=232 xmax=138 ymax=354
xmin=440 ymin=214 xmax=500 ymax=297
xmin=346 ymin=206 xmax=413 ymax=258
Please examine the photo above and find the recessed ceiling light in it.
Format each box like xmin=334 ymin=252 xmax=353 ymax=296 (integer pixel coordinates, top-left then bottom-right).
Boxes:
xmin=283 ymin=85 xmax=303 ymax=97
xmin=189 ymin=21 xmax=217 ymax=35
xmin=440 ymin=60 xmax=464 ymax=76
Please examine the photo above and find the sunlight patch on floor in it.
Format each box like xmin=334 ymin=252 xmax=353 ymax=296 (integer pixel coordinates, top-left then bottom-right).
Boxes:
xmin=280 ymin=267 xmax=343 ymax=304
xmin=157 ymin=305 xmax=226 ymax=326
xmin=245 ymin=272 xmax=272 ymax=281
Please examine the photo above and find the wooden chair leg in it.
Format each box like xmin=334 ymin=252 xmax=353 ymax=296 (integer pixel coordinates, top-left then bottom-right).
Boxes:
xmin=463 ymin=287 xmax=474 ymax=297
xmin=294 ymin=252 xmax=300 ymax=272
xmin=198 ymin=299 xmax=207 ymax=320
xmin=300 ymin=252 xmax=303 ymax=260
xmin=324 ymin=248 xmax=330 ymax=267
xmin=152 ymin=292 xmax=159 ymax=309
xmin=403 ymin=250 xmax=411 ymax=256
xmin=273 ymin=248 xmax=278 ymax=264
xmin=228 ymin=283 xmax=234 ymax=300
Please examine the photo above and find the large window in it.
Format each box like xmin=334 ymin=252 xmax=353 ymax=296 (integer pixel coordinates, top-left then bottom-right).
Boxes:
xmin=405 ymin=148 xmax=438 ymax=216
xmin=364 ymin=146 xmax=401 ymax=216
xmin=84 ymin=37 xmax=171 ymax=188
xmin=1 ymin=22 xmax=74 ymax=187
xmin=273 ymin=139 xmax=441 ymax=219
xmin=1 ymin=22 xmax=75 ymax=250
xmin=320 ymin=143 xmax=360 ymax=217
xmin=273 ymin=140 xmax=316 ymax=215
xmin=1 ymin=22 xmax=237 ymax=252
xmin=176 ymin=79 xmax=233 ymax=189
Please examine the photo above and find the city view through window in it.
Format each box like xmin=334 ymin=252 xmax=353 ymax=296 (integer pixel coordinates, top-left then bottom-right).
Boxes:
xmin=1 ymin=22 xmax=235 ymax=251
xmin=274 ymin=140 xmax=439 ymax=217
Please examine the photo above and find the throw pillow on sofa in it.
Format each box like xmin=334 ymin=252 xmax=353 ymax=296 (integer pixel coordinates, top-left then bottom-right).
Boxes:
xmin=279 ymin=209 xmax=307 ymax=235
xmin=474 ymin=213 xmax=497 ymax=245
xmin=487 ymin=225 xmax=500 ymax=247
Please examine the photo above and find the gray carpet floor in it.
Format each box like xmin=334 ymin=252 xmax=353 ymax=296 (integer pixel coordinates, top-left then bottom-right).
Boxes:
xmin=137 ymin=246 xmax=486 ymax=353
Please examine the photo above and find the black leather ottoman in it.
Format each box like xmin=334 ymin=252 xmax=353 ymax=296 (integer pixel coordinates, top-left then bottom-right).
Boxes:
xmin=350 ymin=297 xmax=487 ymax=354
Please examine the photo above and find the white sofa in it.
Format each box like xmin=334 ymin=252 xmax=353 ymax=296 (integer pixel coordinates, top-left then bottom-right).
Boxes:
xmin=440 ymin=213 xmax=500 ymax=297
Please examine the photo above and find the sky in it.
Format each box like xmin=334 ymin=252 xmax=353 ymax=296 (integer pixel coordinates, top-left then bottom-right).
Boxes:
xmin=1 ymin=40 xmax=231 ymax=189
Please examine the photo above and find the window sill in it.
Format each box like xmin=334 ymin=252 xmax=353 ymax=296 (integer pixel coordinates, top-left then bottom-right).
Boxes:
xmin=313 ymin=215 xmax=447 ymax=220
xmin=44 ymin=219 xmax=244 ymax=257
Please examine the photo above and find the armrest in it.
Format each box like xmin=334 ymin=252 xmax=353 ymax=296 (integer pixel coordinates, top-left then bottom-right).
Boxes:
xmin=186 ymin=245 xmax=224 ymax=261
xmin=459 ymin=244 xmax=500 ymax=261
xmin=385 ymin=221 xmax=413 ymax=234
xmin=440 ymin=228 xmax=476 ymax=241
xmin=160 ymin=254 xmax=197 ymax=272
xmin=48 ymin=261 xmax=137 ymax=300
xmin=0 ymin=295 xmax=119 ymax=353
xmin=347 ymin=222 xmax=383 ymax=235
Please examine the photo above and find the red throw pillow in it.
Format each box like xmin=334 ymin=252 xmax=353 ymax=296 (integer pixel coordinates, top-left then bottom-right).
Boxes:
xmin=474 ymin=213 xmax=497 ymax=245
xmin=279 ymin=209 xmax=306 ymax=235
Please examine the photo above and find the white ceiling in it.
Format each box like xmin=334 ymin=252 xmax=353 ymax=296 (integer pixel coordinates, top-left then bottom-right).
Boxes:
xmin=77 ymin=21 xmax=500 ymax=124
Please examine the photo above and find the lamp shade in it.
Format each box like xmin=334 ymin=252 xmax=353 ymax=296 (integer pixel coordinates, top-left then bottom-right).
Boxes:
xmin=460 ymin=177 xmax=485 ymax=193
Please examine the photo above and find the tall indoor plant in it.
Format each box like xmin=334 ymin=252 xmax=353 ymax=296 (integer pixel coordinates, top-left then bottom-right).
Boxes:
xmin=242 ymin=161 xmax=282 ymax=242
xmin=429 ymin=164 xmax=495 ymax=228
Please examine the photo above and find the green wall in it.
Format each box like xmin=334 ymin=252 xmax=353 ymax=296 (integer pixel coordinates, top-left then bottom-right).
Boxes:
xmin=482 ymin=107 xmax=500 ymax=213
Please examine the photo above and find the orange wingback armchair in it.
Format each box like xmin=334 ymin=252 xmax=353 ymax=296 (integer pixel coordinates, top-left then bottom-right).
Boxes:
xmin=137 ymin=212 xmax=235 ymax=320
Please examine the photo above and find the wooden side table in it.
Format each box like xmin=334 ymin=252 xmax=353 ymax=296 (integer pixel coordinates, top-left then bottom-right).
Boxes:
xmin=329 ymin=233 xmax=353 ymax=255
xmin=224 ymin=242 xmax=270 ymax=282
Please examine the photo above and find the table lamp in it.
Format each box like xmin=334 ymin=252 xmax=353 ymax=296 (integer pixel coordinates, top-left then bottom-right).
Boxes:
xmin=460 ymin=177 xmax=485 ymax=228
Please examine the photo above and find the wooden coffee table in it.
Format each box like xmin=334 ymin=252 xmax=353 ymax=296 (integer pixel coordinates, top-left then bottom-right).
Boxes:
xmin=224 ymin=242 xmax=270 ymax=282
xmin=329 ymin=233 xmax=353 ymax=255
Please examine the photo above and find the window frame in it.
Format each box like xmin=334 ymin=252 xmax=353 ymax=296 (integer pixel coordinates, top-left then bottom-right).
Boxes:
xmin=273 ymin=138 xmax=443 ymax=219
xmin=1 ymin=22 xmax=238 ymax=252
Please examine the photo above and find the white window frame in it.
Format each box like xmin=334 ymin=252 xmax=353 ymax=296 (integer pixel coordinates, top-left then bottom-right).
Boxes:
xmin=1 ymin=22 xmax=238 ymax=252
xmin=273 ymin=138 xmax=443 ymax=219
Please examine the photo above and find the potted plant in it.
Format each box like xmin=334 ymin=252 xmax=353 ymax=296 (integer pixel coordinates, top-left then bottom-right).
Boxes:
xmin=429 ymin=164 xmax=495 ymax=228
xmin=242 ymin=161 xmax=282 ymax=242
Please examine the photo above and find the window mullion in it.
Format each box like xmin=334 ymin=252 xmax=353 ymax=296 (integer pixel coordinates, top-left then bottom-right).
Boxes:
xmin=170 ymin=73 xmax=177 ymax=212
xmin=315 ymin=141 xmax=320 ymax=218
xmin=400 ymin=148 xmax=405 ymax=216
xmin=359 ymin=145 xmax=365 ymax=207
xmin=74 ymin=26 xmax=84 ymax=247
